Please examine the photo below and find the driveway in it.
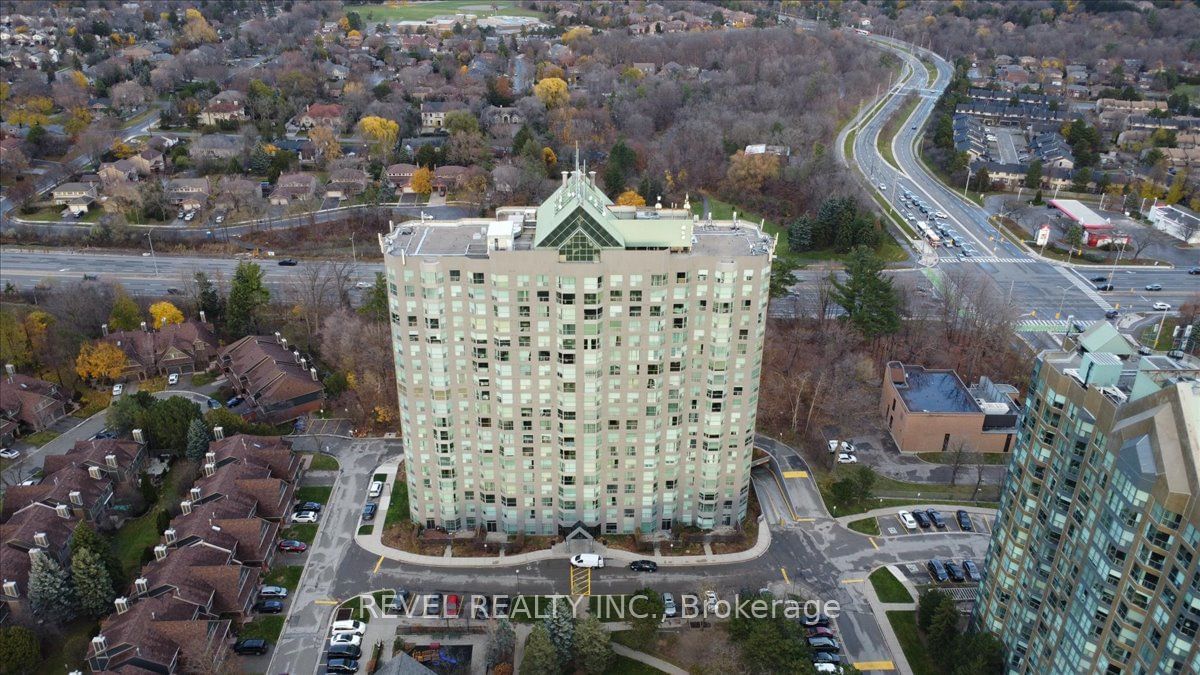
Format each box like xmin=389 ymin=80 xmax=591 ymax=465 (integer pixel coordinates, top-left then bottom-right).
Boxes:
xmin=840 ymin=432 xmax=1008 ymax=486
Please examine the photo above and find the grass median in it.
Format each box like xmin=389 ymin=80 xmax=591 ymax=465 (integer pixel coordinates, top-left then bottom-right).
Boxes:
xmin=887 ymin=611 xmax=937 ymax=675
xmin=870 ymin=567 xmax=913 ymax=603
xmin=847 ymin=517 xmax=880 ymax=535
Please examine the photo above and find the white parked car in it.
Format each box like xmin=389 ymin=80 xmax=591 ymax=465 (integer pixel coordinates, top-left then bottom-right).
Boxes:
xmin=291 ymin=510 xmax=319 ymax=523
xmin=570 ymin=553 xmax=605 ymax=568
xmin=0 ymin=448 xmax=19 ymax=460
xmin=329 ymin=632 xmax=362 ymax=648
xmin=898 ymin=510 xmax=919 ymax=531
xmin=1152 ymin=302 xmax=1171 ymax=311
xmin=111 ymin=383 xmax=124 ymax=396
xmin=330 ymin=620 xmax=366 ymax=636
xmin=836 ymin=453 xmax=858 ymax=464
xmin=368 ymin=480 xmax=384 ymax=498
xmin=827 ymin=440 xmax=854 ymax=454
xmin=167 ymin=373 xmax=180 ymax=386
xmin=704 ymin=591 xmax=719 ymax=612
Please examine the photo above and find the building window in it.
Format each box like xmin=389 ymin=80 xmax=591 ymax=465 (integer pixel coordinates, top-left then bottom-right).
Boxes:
xmin=559 ymin=231 xmax=599 ymax=262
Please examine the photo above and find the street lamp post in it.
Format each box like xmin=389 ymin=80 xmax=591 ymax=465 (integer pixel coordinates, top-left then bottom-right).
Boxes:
xmin=963 ymin=167 xmax=974 ymax=198
xmin=1107 ymin=239 xmax=1127 ymax=286
xmin=146 ymin=233 xmax=158 ymax=277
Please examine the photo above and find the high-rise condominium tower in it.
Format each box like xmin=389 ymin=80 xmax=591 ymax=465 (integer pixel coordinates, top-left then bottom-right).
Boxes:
xmin=378 ymin=166 xmax=773 ymax=536
xmin=976 ymin=324 xmax=1200 ymax=674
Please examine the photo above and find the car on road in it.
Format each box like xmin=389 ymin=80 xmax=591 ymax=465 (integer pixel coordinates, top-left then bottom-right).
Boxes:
xmin=361 ymin=503 xmax=377 ymax=521
xmin=662 ymin=592 xmax=678 ymax=618
xmin=1189 ymin=267 xmax=1200 ymax=275
xmin=945 ymin=561 xmax=966 ymax=582
xmin=836 ymin=453 xmax=858 ymax=464
xmin=1153 ymin=302 xmax=1171 ymax=311
xmin=0 ymin=448 xmax=19 ymax=460
xmin=808 ymin=637 xmax=841 ymax=653
xmin=368 ymin=480 xmax=384 ymax=498
xmin=807 ymin=626 xmax=837 ymax=639
xmin=925 ymin=508 xmax=946 ymax=529
xmin=258 ymin=586 xmax=288 ymax=599
xmin=330 ymin=632 xmax=363 ymax=648
xmin=1090 ymin=275 xmax=1110 ymax=283
xmin=291 ymin=510 xmax=319 ymax=523
xmin=278 ymin=259 xmax=298 ymax=266
xmin=166 ymin=287 xmax=181 ymax=295
xmin=629 ymin=560 xmax=658 ymax=572
xmin=570 ymin=553 xmax=605 ymax=568
xmin=898 ymin=510 xmax=919 ymax=531
xmin=278 ymin=539 xmax=307 ymax=553
xmin=252 ymin=600 xmax=284 ymax=614
xmin=112 ymin=383 xmax=124 ymax=396
xmin=326 ymin=658 xmax=359 ymax=673
xmin=293 ymin=501 xmax=323 ymax=512
xmin=1105 ymin=309 xmax=1120 ymax=319
xmin=956 ymin=510 xmax=974 ymax=531
xmin=355 ymin=281 xmax=372 ymax=289
xmin=331 ymin=620 xmax=366 ymax=636
xmin=1138 ymin=345 xmax=1154 ymax=356
xmin=963 ymin=559 xmax=982 ymax=583
xmin=705 ymin=591 xmax=719 ymax=612
xmin=913 ymin=510 xmax=932 ymax=528
xmin=214 ymin=215 xmax=224 ymax=224
xmin=233 ymin=638 xmax=270 ymax=656
xmin=927 ymin=559 xmax=949 ymax=583
xmin=1096 ymin=283 xmax=1114 ymax=291
xmin=1145 ymin=284 xmax=1163 ymax=291
xmin=167 ymin=373 xmax=179 ymax=386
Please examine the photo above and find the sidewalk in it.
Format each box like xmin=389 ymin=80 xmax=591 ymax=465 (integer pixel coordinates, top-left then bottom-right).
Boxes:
xmin=861 ymin=566 xmax=916 ymax=675
xmin=357 ymin=460 xmax=772 ymax=568
xmin=611 ymin=643 xmax=687 ymax=675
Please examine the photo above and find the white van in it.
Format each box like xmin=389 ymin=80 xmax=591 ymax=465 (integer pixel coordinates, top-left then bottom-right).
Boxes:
xmin=368 ymin=480 xmax=384 ymax=498
xmin=330 ymin=620 xmax=366 ymax=636
xmin=570 ymin=554 xmax=605 ymax=568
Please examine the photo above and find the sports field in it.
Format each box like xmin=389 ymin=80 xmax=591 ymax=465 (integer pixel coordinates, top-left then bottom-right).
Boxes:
xmin=344 ymin=1 xmax=544 ymax=21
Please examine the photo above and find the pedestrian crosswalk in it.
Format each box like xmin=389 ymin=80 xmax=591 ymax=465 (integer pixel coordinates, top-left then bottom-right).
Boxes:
xmin=1015 ymin=320 xmax=1073 ymax=333
xmin=953 ymin=255 xmax=1036 ymax=264
xmin=1055 ymin=265 xmax=1113 ymax=310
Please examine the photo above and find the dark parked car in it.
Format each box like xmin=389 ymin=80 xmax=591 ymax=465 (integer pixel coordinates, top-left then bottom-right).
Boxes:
xmin=962 ymin=559 xmax=982 ymax=583
xmin=384 ymin=589 xmax=412 ymax=612
xmin=326 ymin=658 xmax=359 ymax=673
xmin=927 ymin=559 xmax=949 ymax=583
xmin=252 ymin=600 xmax=284 ymax=614
xmin=225 ymin=395 xmax=244 ymax=407
xmin=802 ymin=613 xmax=832 ymax=627
xmin=925 ymin=508 xmax=946 ymax=529
xmin=361 ymin=503 xmax=378 ymax=521
xmin=277 ymin=539 xmax=308 ymax=553
xmin=327 ymin=644 xmax=362 ymax=660
xmin=293 ymin=501 xmax=323 ymax=512
xmin=956 ymin=510 xmax=973 ymax=531
xmin=206 ymin=398 xmax=221 ymax=409
xmin=945 ymin=561 xmax=965 ymax=583
xmin=807 ymin=626 xmax=837 ymax=639
xmin=233 ymin=638 xmax=269 ymax=655
xmin=629 ymin=560 xmax=659 ymax=572
xmin=913 ymin=510 xmax=931 ymax=529
xmin=424 ymin=594 xmax=442 ymax=616
xmin=808 ymin=637 xmax=841 ymax=653
xmin=812 ymin=651 xmax=843 ymax=664
xmin=278 ymin=259 xmax=298 ymax=266
xmin=494 ymin=596 xmax=510 ymax=618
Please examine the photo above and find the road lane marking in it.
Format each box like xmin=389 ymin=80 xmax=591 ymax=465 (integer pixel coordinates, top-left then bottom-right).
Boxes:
xmin=781 ymin=568 xmax=790 ymax=584
xmin=870 ymin=537 xmax=879 ymax=550
xmin=373 ymin=555 xmax=384 ymax=573
xmin=765 ymin=469 xmax=801 ymax=521
xmin=854 ymin=660 xmax=896 ymax=671
xmin=314 ymin=599 xmax=339 ymax=605
xmin=842 ymin=578 xmax=864 ymax=584
xmin=797 ymin=517 xmax=815 ymax=523
xmin=782 ymin=470 xmax=808 ymax=479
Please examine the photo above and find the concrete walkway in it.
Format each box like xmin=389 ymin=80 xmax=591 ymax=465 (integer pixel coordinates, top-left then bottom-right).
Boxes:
xmin=611 ymin=643 xmax=688 ymax=674
xmin=356 ymin=459 xmax=772 ymax=568
xmin=861 ymin=566 xmax=917 ymax=675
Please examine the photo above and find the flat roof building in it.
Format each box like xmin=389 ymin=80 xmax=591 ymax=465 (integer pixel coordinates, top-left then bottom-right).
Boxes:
xmin=1049 ymin=198 xmax=1109 ymax=228
xmin=881 ymin=362 xmax=1021 ymax=454
xmin=380 ymin=163 xmax=774 ymax=536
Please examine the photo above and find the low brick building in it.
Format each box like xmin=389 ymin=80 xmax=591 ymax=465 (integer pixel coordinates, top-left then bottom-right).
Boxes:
xmin=881 ymin=361 xmax=1021 ymax=454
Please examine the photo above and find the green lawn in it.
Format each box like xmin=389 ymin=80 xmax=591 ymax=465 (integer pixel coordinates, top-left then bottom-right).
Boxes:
xmin=295 ymin=485 xmax=334 ymax=504
xmin=870 ymin=567 xmax=913 ymax=603
xmin=819 ymin=467 xmax=1000 ymax=516
xmin=190 ymin=372 xmax=216 ymax=387
xmin=281 ymin=523 xmax=318 ymax=544
xmin=1142 ymin=318 xmax=1184 ymax=350
xmin=384 ymin=473 xmax=410 ymax=527
xmin=34 ymin=618 xmax=99 ymax=675
xmin=111 ymin=463 xmax=194 ymax=580
xmin=345 ymin=1 xmax=544 ymax=21
xmin=886 ymin=611 xmax=937 ymax=675
xmin=264 ymin=565 xmax=303 ymax=591
xmin=238 ymin=615 xmax=285 ymax=642
xmin=22 ymin=429 xmax=61 ymax=447
xmin=604 ymin=654 xmax=663 ymax=675
xmin=878 ymin=94 xmax=920 ymax=170
xmin=74 ymin=390 xmax=112 ymax=417
xmin=915 ymin=452 xmax=1010 ymax=466
xmin=847 ymin=517 xmax=880 ymax=536
xmin=305 ymin=452 xmax=340 ymax=471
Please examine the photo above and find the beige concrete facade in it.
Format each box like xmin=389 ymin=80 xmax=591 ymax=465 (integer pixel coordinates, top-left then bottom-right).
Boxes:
xmin=881 ymin=362 xmax=1019 ymax=454
xmin=379 ymin=168 xmax=773 ymax=536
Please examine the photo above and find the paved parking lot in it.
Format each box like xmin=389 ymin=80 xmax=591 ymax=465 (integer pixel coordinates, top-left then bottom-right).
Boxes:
xmin=892 ymin=560 xmax=983 ymax=598
xmin=303 ymin=418 xmax=353 ymax=436
xmin=875 ymin=508 xmax=993 ymax=538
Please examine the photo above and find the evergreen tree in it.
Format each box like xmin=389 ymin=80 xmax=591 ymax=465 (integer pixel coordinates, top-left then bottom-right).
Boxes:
xmin=787 ymin=216 xmax=813 ymax=251
xmin=574 ymin=616 xmax=613 ymax=674
xmin=71 ymin=521 xmax=122 ymax=586
xmin=226 ymin=262 xmax=270 ymax=337
xmin=71 ymin=546 xmax=115 ymax=618
xmin=194 ymin=272 xmax=224 ymax=324
xmin=521 ymin=624 xmax=560 ymax=675
xmin=359 ymin=272 xmax=389 ymax=322
xmin=0 ymin=626 xmax=41 ymax=674
xmin=185 ymin=417 xmax=211 ymax=462
xmin=485 ymin=618 xmax=516 ymax=667
xmin=625 ymin=588 xmax=664 ymax=649
xmin=928 ymin=594 xmax=962 ymax=672
xmin=543 ymin=596 xmax=575 ymax=668
xmin=248 ymin=144 xmax=272 ymax=174
xmin=917 ymin=589 xmax=952 ymax=633
xmin=1032 ymin=188 xmax=1044 ymax=205
xmin=28 ymin=555 xmax=77 ymax=624
xmin=109 ymin=288 xmax=142 ymax=331
xmin=831 ymin=246 xmax=900 ymax=339
xmin=603 ymin=139 xmax=636 ymax=197
xmin=144 ymin=397 xmax=202 ymax=454
xmin=1024 ymin=159 xmax=1043 ymax=189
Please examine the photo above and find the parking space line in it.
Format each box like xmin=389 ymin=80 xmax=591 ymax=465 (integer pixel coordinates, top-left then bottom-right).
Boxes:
xmin=315 ymin=599 xmax=339 ymax=605
xmin=781 ymin=568 xmax=790 ymax=584
xmin=373 ymin=555 xmax=384 ymax=573
xmin=842 ymin=578 xmax=865 ymax=584
xmin=869 ymin=537 xmax=879 ymax=550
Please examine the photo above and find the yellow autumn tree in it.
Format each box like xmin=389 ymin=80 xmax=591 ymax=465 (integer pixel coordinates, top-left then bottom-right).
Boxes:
xmin=357 ymin=115 xmax=399 ymax=157
xmin=110 ymin=140 xmax=136 ymax=159
xmin=534 ymin=78 xmax=569 ymax=109
xmin=64 ymin=107 xmax=92 ymax=136
xmin=616 ymin=190 xmax=646 ymax=206
xmin=182 ymin=8 xmax=218 ymax=45
xmin=308 ymin=125 xmax=342 ymax=164
xmin=411 ymin=166 xmax=434 ymax=195
xmin=725 ymin=151 xmax=781 ymax=194
xmin=149 ymin=301 xmax=185 ymax=327
xmin=542 ymin=146 xmax=557 ymax=171
xmin=68 ymin=70 xmax=89 ymax=90
xmin=561 ymin=27 xmax=592 ymax=44
xmin=76 ymin=342 xmax=128 ymax=382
